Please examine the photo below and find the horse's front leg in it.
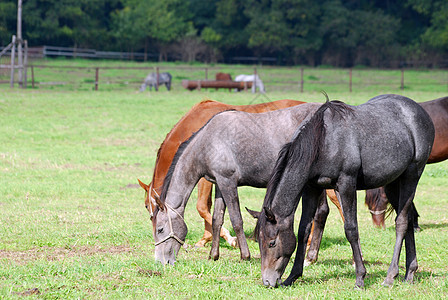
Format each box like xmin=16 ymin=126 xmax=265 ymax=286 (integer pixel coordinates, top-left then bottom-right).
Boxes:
xmin=196 ymin=178 xmax=237 ymax=248
xmin=305 ymin=192 xmax=329 ymax=266
xmin=209 ymin=185 xmax=226 ymax=261
xmin=283 ymin=187 xmax=323 ymax=286
xmin=338 ymin=179 xmax=366 ymax=289
xmin=218 ymin=180 xmax=250 ymax=261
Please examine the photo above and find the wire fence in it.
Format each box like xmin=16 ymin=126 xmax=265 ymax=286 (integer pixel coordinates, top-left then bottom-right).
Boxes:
xmin=1 ymin=62 xmax=447 ymax=93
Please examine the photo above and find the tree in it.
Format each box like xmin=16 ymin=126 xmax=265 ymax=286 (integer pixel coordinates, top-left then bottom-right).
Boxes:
xmin=0 ymin=1 xmax=16 ymax=46
xmin=112 ymin=0 xmax=190 ymax=60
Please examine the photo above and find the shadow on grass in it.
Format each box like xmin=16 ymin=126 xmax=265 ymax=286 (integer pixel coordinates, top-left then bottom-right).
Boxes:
xmin=419 ymin=222 xmax=448 ymax=230
xmin=287 ymin=257 xmax=448 ymax=288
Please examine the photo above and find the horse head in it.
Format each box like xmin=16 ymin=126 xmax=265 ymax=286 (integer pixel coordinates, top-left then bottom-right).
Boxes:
xmin=365 ymin=187 xmax=388 ymax=229
xmin=151 ymin=201 xmax=188 ymax=265
xmin=257 ymin=206 xmax=296 ymax=287
xmin=138 ymin=178 xmax=187 ymax=264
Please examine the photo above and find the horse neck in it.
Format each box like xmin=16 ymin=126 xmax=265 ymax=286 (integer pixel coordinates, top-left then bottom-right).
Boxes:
xmin=265 ymin=106 xmax=327 ymax=218
xmin=269 ymin=165 xmax=310 ymax=219
xmin=161 ymin=141 xmax=203 ymax=212
xmin=151 ymin=100 xmax=224 ymax=195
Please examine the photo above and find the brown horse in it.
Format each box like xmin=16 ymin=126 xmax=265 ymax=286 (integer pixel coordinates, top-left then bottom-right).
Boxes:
xmin=215 ymin=73 xmax=232 ymax=81
xmin=138 ymin=99 xmax=343 ymax=248
xmin=366 ymin=96 xmax=448 ymax=228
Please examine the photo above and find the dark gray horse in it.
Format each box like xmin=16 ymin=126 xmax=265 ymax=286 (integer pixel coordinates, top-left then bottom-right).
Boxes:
xmin=140 ymin=72 xmax=172 ymax=91
xmin=150 ymin=102 xmax=322 ymax=265
xmin=255 ymin=94 xmax=434 ymax=288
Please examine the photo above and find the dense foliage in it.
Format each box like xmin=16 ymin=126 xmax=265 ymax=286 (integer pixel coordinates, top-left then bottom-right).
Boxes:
xmin=1 ymin=0 xmax=447 ymax=67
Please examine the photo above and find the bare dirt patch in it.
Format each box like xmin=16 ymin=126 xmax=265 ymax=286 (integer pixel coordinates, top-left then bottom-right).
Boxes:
xmin=0 ymin=245 xmax=134 ymax=264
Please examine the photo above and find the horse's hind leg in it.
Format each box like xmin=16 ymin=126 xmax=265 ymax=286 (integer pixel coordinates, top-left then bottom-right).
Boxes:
xmin=195 ymin=178 xmax=237 ymax=248
xmin=382 ymin=170 xmax=419 ymax=286
xmin=217 ymin=179 xmax=250 ymax=261
xmin=338 ymin=178 xmax=366 ymax=289
xmin=412 ymin=202 xmax=420 ymax=231
xmin=305 ymin=192 xmax=329 ymax=266
xmin=209 ymin=185 xmax=226 ymax=261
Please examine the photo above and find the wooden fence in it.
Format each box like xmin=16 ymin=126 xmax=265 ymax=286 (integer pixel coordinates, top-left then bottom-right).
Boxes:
xmin=1 ymin=63 xmax=447 ymax=93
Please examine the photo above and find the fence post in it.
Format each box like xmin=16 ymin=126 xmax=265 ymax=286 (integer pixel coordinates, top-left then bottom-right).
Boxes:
xmin=10 ymin=35 xmax=16 ymax=88
xmin=300 ymin=67 xmax=304 ymax=93
xmin=24 ymin=40 xmax=28 ymax=88
xmin=31 ymin=65 xmax=35 ymax=89
xmin=205 ymin=68 xmax=208 ymax=80
xmin=253 ymin=67 xmax=257 ymax=93
xmin=349 ymin=68 xmax=352 ymax=92
xmin=95 ymin=67 xmax=99 ymax=91
xmin=401 ymin=69 xmax=404 ymax=90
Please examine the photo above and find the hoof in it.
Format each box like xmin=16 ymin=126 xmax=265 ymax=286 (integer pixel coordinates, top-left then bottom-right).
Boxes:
xmin=227 ymin=237 xmax=238 ymax=248
xmin=195 ymin=241 xmax=206 ymax=248
xmin=282 ymin=278 xmax=294 ymax=287
xmin=381 ymin=279 xmax=394 ymax=287
xmin=304 ymin=258 xmax=315 ymax=267
xmin=209 ymin=251 xmax=219 ymax=261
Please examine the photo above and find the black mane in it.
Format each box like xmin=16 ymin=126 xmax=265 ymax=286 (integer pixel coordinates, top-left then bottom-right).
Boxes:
xmin=263 ymin=99 xmax=352 ymax=210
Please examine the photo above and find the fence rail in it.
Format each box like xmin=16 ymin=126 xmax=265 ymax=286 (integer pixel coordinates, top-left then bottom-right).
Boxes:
xmin=0 ymin=63 xmax=447 ymax=93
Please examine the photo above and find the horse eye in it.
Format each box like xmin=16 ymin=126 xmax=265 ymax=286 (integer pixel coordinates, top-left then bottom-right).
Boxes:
xmin=269 ymin=240 xmax=276 ymax=248
xmin=157 ymin=228 xmax=164 ymax=234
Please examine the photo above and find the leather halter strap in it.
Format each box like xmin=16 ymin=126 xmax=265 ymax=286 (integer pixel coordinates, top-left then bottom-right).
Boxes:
xmin=154 ymin=202 xmax=186 ymax=246
xmin=369 ymin=209 xmax=387 ymax=215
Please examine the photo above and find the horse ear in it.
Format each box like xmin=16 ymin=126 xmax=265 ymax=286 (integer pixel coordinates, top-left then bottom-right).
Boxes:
xmin=137 ymin=179 xmax=149 ymax=191
xmin=264 ymin=207 xmax=276 ymax=223
xmin=245 ymin=207 xmax=261 ymax=219
xmin=154 ymin=193 xmax=165 ymax=210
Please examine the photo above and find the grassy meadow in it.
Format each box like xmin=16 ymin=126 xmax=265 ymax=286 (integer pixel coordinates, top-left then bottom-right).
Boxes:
xmin=1 ymin=60 xmax=448 ymax=299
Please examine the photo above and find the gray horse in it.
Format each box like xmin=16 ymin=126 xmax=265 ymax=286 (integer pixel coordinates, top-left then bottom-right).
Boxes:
xmin=150 ymin=102 xmax=322 ymax=265
xmin=140 ymin=72 xmax=172 ymax=91
xmin=256 ymin=94 xmax=434 ymax=288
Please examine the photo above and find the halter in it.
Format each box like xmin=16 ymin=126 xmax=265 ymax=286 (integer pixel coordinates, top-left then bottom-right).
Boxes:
xmin=154 ymin=202 xmax=186 ymax=247
xmin=145 ymin=186 xmax=159 ymax=218
xmin=369 ymin=209 xmax=387 ymax=215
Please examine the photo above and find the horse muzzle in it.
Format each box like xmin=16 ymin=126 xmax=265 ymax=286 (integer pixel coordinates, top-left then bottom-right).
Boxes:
xmin=262 ymin=272 xmax=282 ymax=288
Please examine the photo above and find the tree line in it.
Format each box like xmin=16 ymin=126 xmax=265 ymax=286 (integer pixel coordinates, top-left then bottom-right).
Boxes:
xmin=0 ymin=0 xmax=447 ymax=67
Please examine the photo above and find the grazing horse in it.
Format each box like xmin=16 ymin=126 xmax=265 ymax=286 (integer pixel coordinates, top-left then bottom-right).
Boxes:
xmin=149 ymin=103 xmax=326 ymax=265
xmin=235 ymin=74 xmax=266 ymax=93
xmin=256 ymin=94 xmax=434 ymax=288
xmin=366 ymin=96 xmax=448 ymax=228
xmin=138 ymin=99 xmax=342 ymax=250
xmin=215 ymin=73 xmax=232 ymax=81
xmin=140 ymin=72 xmax=172 ymax=91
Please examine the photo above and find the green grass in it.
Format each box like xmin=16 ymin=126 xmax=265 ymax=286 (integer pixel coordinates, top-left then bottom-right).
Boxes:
xmin=1 ymin=62 xmax=448 ymax=298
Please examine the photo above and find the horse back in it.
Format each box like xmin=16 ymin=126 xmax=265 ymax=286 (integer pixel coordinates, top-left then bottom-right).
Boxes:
xmin=317 ymin=95 xmax=434 ymax=188
xmin=420 ymin=97 xmax=448 ymax=163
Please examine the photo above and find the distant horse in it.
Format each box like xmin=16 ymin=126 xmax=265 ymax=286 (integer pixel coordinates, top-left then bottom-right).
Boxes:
xmin=140 ymin=72 xmax=172 ymax=91
xmin=235 ymin=74 xmax=265 ymax=93
xmin=215 ymin=73 xmax=232 ymax=81
xmin=366 ymin=96 xmax=448 ymax=229
xmin=256 ymin=94 xmax=434 ymax=288
xmin=149 ymin=103 xmax=327 ymax=265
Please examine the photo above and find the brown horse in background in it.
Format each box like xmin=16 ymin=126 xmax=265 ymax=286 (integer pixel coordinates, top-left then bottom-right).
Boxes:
xmin=215 ymin=73 xmax=232 ymax=81
xmin=366 ymin=96 xmax=448 ymax=228
xmin=138 ymin=99 xmax=343 ymax=249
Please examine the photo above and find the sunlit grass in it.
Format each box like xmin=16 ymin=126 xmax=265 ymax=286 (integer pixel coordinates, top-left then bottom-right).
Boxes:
xmin=0 ymin=74 xmax=447 ymax=298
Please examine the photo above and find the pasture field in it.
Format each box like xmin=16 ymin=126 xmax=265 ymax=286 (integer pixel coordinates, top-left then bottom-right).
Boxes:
xmin=1 ymin=80 xmax=448 ymax=298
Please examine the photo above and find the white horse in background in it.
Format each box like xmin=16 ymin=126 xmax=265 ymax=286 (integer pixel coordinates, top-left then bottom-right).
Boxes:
xmin=235 ymin=74 xmax=266 ymax=93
